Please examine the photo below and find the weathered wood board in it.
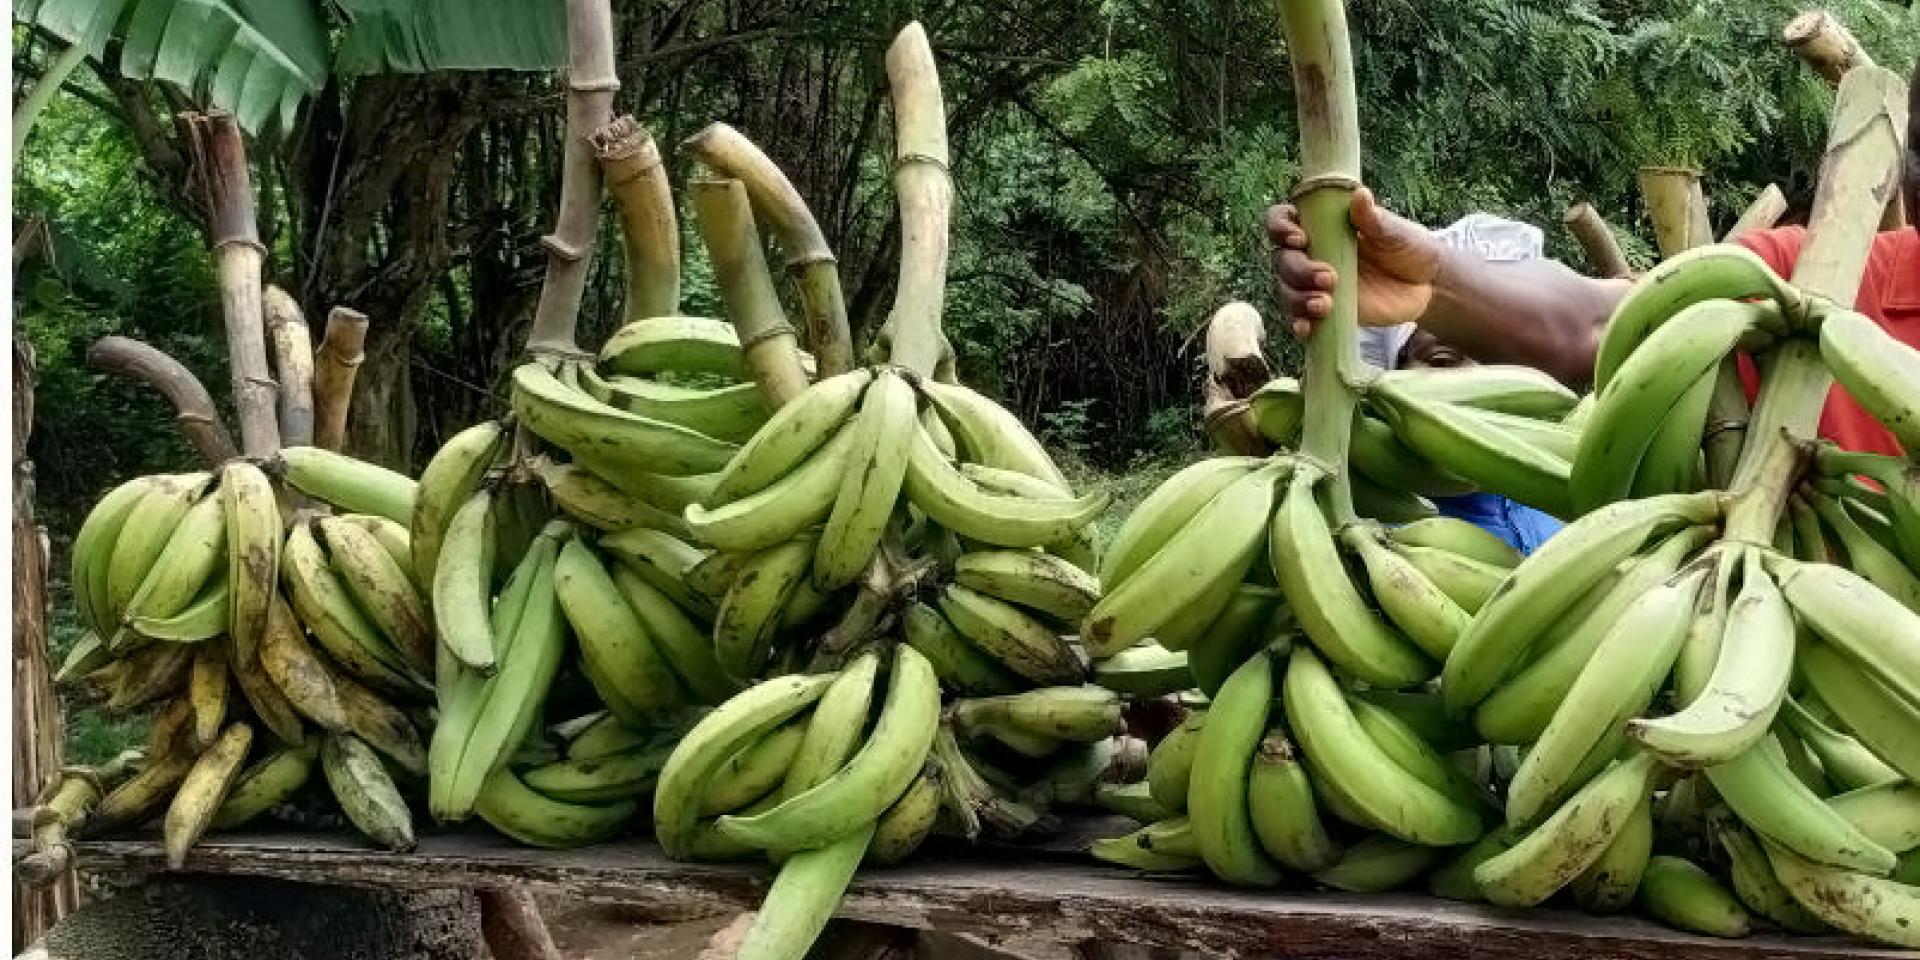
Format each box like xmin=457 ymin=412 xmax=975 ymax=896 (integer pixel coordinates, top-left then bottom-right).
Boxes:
xmin=43 ymin=832 xmax=1906 ymax=960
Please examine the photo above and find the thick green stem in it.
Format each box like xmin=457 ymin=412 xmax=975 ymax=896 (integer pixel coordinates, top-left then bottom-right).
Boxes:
xmin=14 ymin=41 xmax=87 ymax=155
xmin=683 ymin=122 xmax=854 ymax=376
xmin=881 ymin=23 xmax=951 ymax=379
xmin=594 ymin=116 xmax=679 ymax=321
xmin=1721 ymin=67 xmax=1907 ymax=543
xmin=689 ymin=179 xmax=810 ymax=408
xmin=524 ymin=0 xmax=618 ymax=356
xmin=1276 ymin=0 xmax=1363 ymax=521
xmin=1724 ymin=341 xmax=1827 ymax=543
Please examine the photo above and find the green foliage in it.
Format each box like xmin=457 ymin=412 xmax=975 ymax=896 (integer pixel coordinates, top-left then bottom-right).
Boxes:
xmin=45 ymin=584 xmax=146 ymax=764
xmin=16 ymin=84 xmax=223 ymax=534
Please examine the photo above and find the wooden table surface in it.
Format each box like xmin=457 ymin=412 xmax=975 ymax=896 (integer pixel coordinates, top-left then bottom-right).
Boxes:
xmin=40 ymin=831 xmax=1906 ymax=959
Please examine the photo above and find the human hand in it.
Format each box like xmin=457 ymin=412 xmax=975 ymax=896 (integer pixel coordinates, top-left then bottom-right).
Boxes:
xmin=1266 ymin=187 xmax=1444 ymax=338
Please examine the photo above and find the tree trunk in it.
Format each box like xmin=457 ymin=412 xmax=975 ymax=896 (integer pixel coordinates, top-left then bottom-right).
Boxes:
xmin=13 ymin=340 xmax=77 ymax=952
xmin=290 ymin=73 xmax=516 ymax=470
xmin=344 ymin=328 xmax=419 ymax=470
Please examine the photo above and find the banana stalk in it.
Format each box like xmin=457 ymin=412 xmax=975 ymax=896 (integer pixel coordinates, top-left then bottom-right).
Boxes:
xmin=1637 ymin=166 xmax=1712 ymax=259
xmin=86 ymin=337 xmax=236 ymax=468
xmin=1561 ymin=202 xmax=1631 ymax=280
xmin=689 ymin=178 xmax=811 ymax=407
xmin=312 ymin=307 xmax=368 ymax=453
xmin=880 ymin=23 xmax=952 ymax=379
xmin=801 ymin=23 xmax=959 ymax=666
xmin=264 ymin=286 xmax=316 ymax=447
xmin=1275 ymin=0 xmax=1364 ymax=523
xmin=1722 ymin=67 xmax=1907 ymax=544
xmin=593 ymin=115 xmax=679 ymax=321
xmin=682 ymin=122 xmax=853 ymax=376
xmin=521 ymin=0 xmax=618 ymax=357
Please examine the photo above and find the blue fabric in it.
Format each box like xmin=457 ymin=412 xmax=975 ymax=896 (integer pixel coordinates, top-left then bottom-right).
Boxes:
xmin=1428 ymin=492 xmax=1564 ymax=555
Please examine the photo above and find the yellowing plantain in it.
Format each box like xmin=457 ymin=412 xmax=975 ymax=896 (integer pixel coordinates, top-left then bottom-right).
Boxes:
xmin=953 ymin=550 xmax=1100 ymax=623
xmin=220 ymin=461 xmax=281 ymax=662
xmin=163 ymin=722 xmax=253 ymax=867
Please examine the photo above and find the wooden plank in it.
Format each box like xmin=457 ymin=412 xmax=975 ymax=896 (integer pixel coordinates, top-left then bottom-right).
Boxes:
xmin=51 ymin=833 xmax=1901 ymax=960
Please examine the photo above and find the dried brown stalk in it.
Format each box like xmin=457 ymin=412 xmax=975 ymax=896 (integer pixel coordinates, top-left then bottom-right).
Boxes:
xmin=264 ymin=286 xmax=315 ymax=447
xmin=594 ymin=116 xmax=680 ymax=322
xmin=87 ymin=336 xmax=238 ymax=466
xmin=1561 ymin=202 xmax=1632 ymax=278
xmin=182 ymin=112 xmax=279 ymax=456
xmin=312 ymin=307 xmax=369 ymax=452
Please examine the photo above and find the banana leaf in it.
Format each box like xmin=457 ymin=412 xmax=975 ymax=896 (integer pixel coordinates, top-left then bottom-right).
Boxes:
xmin=15 ymin=0 xmax=564 ymax=137
xmin=332 ymin=0 xmax=563 ymax=74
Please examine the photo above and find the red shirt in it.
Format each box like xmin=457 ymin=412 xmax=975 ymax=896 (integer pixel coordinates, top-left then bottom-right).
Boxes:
xmin=1735 ymin=226 xmax=1920 ymax=456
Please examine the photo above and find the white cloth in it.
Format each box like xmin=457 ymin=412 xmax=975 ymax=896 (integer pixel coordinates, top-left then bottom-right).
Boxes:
xmin=1358 ymin=213 xmax=1545 ymax=370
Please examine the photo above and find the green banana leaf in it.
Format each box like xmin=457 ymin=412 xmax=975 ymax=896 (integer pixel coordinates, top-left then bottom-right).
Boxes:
xmin=14 ymin=0 xmax=564 ymax=136
xmin=331 ymin=0 xmax=563 ymax=74
xmin=15 ymin=0 xmax=329 ymax=134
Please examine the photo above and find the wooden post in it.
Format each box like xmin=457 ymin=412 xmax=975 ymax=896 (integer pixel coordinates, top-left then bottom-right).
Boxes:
xmin=312 ymin=307 xmax=369 ymax=453
xmin=181 ymin=112 xmax=280 ymax=457
xmin=264 ymin=286 xmax=316 ymax=448
xmin=12 ymin=340 xmax=77 ymax=952
xmin=1562 ymin=203 xmax=1633 ymax=278
xmin=86 ymin=337 xmax=239 ymax=465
